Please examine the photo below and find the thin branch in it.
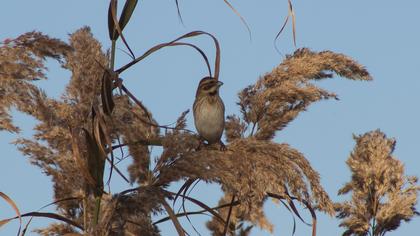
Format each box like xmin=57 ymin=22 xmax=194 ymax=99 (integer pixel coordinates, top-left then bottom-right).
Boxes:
xmin=154 ymin=200 xmax=240 ymax=225
xmin=267 ymin=192 xmax=317 ymax=236
xmin=120 ymin=84 xmax=152 ymax=122
xmin=111 ymin=137 xmax=164 ymax=150
xmin=120 ymin=83 xmax=196 ymax=133
xmin=223 ymin=195 xmax=236 ymax=236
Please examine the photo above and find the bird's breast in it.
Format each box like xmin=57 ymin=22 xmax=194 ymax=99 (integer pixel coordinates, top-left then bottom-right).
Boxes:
xmin=193 ymin=96 xmax=225 ymax=144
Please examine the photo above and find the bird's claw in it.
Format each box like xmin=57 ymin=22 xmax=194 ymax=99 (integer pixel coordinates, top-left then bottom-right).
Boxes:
xmin=219 ymin=141 xmax=227 ymax=151
xmin=195 ymin=136 xmax=226 ymax=151
xmin=195 ymin=136 xmax=205 ymax=151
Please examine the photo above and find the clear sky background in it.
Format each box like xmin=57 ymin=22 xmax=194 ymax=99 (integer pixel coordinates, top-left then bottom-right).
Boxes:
xmin=1 ymin=0 xmax=420 ymax=235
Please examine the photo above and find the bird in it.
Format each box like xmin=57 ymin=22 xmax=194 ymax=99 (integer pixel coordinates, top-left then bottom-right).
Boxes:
xmin=193 ymin=77 xmax=225 ymax=149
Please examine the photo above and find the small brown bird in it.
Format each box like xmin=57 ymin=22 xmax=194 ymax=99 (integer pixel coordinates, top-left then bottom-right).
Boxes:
xmin=193 ymin=77 xmax=225 ymax=148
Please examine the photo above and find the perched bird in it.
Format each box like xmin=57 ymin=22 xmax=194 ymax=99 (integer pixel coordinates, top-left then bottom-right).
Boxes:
xmin=193 ymin=77 xmax=225 ymax=148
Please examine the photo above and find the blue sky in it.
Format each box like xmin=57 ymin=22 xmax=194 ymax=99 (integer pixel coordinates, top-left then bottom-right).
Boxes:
xmin=1 ymin=0 xmax=420 ymax=235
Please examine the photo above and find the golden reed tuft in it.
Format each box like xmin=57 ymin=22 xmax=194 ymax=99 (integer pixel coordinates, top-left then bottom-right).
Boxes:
xmin=1 ymin=25 xmax=416 ymax=236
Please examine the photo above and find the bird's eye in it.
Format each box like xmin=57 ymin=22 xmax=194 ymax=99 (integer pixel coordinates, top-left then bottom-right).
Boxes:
xmin=203 ymin=84 xmax=213 ymax=90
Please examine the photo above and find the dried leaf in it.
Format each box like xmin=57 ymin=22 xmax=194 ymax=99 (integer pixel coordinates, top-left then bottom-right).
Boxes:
xmin=83 ymin=127 xmax=105 ymax=197
xmin=110 ymin=0 xmax=135 ymax=58
xmin=101 ymin=70 xmax=116 ymax=116
xmin=222 ymin=0 xmax=252 ymax=40
xmin=1 ymin=212 xmax=83 ymax=231
xmin=0 ymin=192 xmax=22 ymax=234
xmin=161 ymin=200 xmax=186 ymax=236
xmin=116 ymin=31 xmax=220 ymax=81
xmin=274 ymin=0 xmax=297 ymax=51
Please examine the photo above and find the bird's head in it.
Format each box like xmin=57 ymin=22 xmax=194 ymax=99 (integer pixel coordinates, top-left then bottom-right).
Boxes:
xmin=195 ymin=77 xmax=223 ymax=98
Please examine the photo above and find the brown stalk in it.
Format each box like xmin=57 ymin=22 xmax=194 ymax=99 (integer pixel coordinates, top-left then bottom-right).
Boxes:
xmin=222 ymin=195 xmax=236 ymax=236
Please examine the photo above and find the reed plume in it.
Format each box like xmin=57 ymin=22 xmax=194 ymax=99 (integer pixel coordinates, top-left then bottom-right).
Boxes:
xmin=335 ymin=130 xmax=420 ymax=236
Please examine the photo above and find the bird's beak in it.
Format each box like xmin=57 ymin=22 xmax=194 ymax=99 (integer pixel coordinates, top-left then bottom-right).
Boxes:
xmin=217 ymin=81 xmax=224 ymax=87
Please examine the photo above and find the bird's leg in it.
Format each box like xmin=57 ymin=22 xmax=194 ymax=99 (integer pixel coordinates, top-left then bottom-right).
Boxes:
xmin=196 ymin=136 xmax=206 ymax=151
xmin=219 ymin=140 xmax=227 ymax=151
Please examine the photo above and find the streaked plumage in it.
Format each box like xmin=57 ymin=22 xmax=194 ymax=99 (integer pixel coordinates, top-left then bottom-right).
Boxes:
xmin=193 ymin=77 xmax=225 ymax=145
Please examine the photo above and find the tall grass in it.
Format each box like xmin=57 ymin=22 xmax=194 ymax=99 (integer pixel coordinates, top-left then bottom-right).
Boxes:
xmin=0 ymin=1 xmax=417 ymax=236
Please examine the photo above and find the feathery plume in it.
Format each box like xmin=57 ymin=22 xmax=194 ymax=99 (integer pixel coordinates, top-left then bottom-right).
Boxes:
xmin=237 ymin=48 xmax=371 ymax=140
xmin=335 ymin=130 xmax=420 ymax=236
